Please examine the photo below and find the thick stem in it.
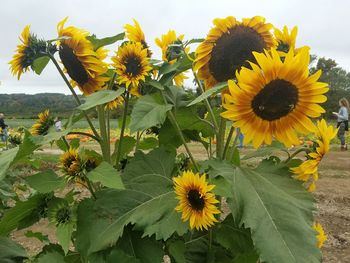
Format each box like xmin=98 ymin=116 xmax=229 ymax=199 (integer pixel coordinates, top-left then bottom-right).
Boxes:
xmin=216 ymin=117 xmax=226 ymax=159
xmin=97 ymin=106 xmax=110 ymax=163
xmin=222 ymin=126 xmax=234 ymax=160
xmin=48 ymin=53 xmax=101 ymax=141
xmin=228 ymin=130 xmax=240 ymax=161
xmin=115 ymin=92 xmax=130 ymax=166
xmin=83 ymin=175 xmax=97 ymax=200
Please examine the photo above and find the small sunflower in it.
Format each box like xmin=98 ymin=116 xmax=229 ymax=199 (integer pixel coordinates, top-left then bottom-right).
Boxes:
xmin=48 ymin=199 xmax=74 ymax=226
xmin=194 ymin=16 xmax=276 ymax=90
xmin=291 ymin=119 xmax=337 ymax=191
xmin=9 ymin=25 xmax=48 ymax=80
xmin=155 ymin=30 xmax=189 ymax=86
xmin=313 ymin=222 xmax=327 ymax=248
xmin=124 ymin=19 xmax=152 ymax=57
xmin=60 ymin=147 xmax=84 ymax=181
xmin=274 ymin=26 xmax=299 ymax=56
xmin=112 ymin=42 xmax=152 ymax=96
xmin=57 ymin=17 xmax=109 ymax=95
xmin=221 ymin=47 xmax=329 ymax=148
xmin=31 ymin=109 xmax=54 ymax=136
xmin=106 ymin=85 xmax=125 ymax=110
xmin=173 ymin=170 xmax=220 ymax=230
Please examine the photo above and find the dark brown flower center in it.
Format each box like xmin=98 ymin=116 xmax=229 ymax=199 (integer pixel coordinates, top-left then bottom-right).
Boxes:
xmin=209 ymin=25 xmax=266 ymax=82
xmin=187 ymin=189 xmax=205 ymax=210
xmin=125 ymin=56 xmax=141 ymax=76
xmin=59 ymin=44 xmax=89 ymax=85
xmin=252 ymin=79 xmax=298 ymax=121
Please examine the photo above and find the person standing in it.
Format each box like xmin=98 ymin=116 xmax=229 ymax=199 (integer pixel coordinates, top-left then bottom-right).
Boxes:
xmin=333 ymin=98 xmax=349 ymax=151
xmin=54 ymin=117 xmax=62 ymax=132
xmin=0 ymin=113 xmax=8 ymax=143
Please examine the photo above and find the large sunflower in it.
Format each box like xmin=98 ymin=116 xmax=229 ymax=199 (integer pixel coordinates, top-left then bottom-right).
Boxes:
xmin=221 ymin=47 xmax=329 ymax=148
xmin=31 ymin=109 xmax=54 ymax=135
xmin=57 ymin=17 xmax=109 ymax=95
xmin=291 ymin=119 xmax=337 ymax=191
xmin=124 ymin=19 xmax=152 ymax=57
xmin=194 ymin=16 xmax=276 ymax=90
xmin=112 ymin=42 xmax=152 ymax=96
xmin=173 ymin=170 xmax=220 ymax=230
xmin=155 ymin=30 xmax=188 ymax=86
xmin=274 ymin=26 xmax=299 ymax=56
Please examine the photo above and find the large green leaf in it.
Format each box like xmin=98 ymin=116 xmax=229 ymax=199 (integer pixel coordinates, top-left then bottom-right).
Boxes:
xmin=207 ymin=160 xmax=321 ymax=263
xmin=76 ymin=148 xmax=187 ymax=257
xmin=111 ymin=136 xmax=136 ymax=164
xmin=26 ymin=170 xmax=65 ymax=193
xmin=0 ymin=237 xmax=27 ymax=261
xmin=87 ymin=33 xmax=125 ymax=50
xmin=57 ymin=223 xmax=74 ymax=255
xmin=36 ymin=251 xmax=65 ymax=263
xmin=129 ymin=94 xmax=172 ymax=132
xmin=138 ymin=137 xmax=158 ymax=150
xmin=187 ymin=81 xmax=227 ymax=107
xmin=164 ymin=85 xmax=191 ymax=109
xmin=77 ymin=89 xmax=125 ymax=111
xmin=241 ymin=141 xmax=286 ymax=160
xmin=32 ymin=56 xmax=50 ymax=75
xmin=0 ymin=148 xmax=18 ymax=181
xmin=88 ymin=162 xmax=124 ymax=190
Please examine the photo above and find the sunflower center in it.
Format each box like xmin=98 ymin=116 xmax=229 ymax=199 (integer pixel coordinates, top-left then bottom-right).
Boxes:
xmin=252 ymin=79 xmax=298 ymax=121
xmin=125 ymin=56 xmax=141 ymax=76
xmin=59 ymin=44 xmax=89 ymax=85
xmin=209 ymin=25 xmax=265 ymax=82
xmin=187 ymin=189 xmax=205 ymax=210
xmin=56 ymin=207 xmax=71 ymax=225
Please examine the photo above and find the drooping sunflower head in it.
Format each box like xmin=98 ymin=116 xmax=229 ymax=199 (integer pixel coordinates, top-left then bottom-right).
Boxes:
xmin=194 ymin=16 xmax=277 ymax=90
xmin=155 ymin=30 xmax=189 ymax=86
xmin=112 ymin=41 xmax=152 ymax=96
xmin=221 ymin=47 xmax=329 ymax=148
xmin=312 ymin=119 xmax=338 ymax=156
xmin=31 ymin=109 xmax=55 ymax=136
xmin=60 ymin=147 xmax=84 ymax=181
xmin=313 ymin=222 xmax=327 ymax=248
xmin=124 ymin=19 xmax=152 ymax=57
xmin=274 ymin=26 xmax=298 ymax=56
xmin=9 ymin=25 xmax=49 ymax=80
xmin=57 ymin=17 xmax=110 ymax=95
xmin=173 ymin=170 xmax=220 ymax=230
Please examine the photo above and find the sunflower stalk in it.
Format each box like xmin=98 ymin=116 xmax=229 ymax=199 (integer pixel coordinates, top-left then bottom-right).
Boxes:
xmin=222 ymin=126 xmax=235 ymax=160
xmin=97 ymin=105 xmax=111 ymax=163
xmin=217 ymin=117 xmax=226 ymax=159
xmin=83 ymin=175 xmax=97 ymax=200
xmin=285 ymin=147 xmax=312 ymax=164
xmin=115 ymin=92 xmax=130 ymax=167
xmin=227 ymin=130 xmax=241 ymax=162
xmin=48 ymin=53 xmax=101 ymax=141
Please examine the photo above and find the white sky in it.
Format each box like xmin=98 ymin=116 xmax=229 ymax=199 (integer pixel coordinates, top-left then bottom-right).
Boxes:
xmin=1 ymin=0 xmax=350 ymax=94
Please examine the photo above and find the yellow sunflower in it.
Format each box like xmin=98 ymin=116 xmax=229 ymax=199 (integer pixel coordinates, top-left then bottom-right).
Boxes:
xmin=124 ymin=19 xmax=152 ymax=57
xmin=173 ymin=170 xmax=220 ymax=230
xmin=221 ymin=47 xmax=329 ymax=148
xmin=57 ymin=17 xmax=109 ymax=95
xmin=194 ymin=16 xmax=277 ymax=90
xmin=313 ymin=222 xmax=327 ymax=248
xmin=155 ymin=30 xmax=189 ymax=86
xmin=291 ymin=119 xmax=337 ymax=191
xmin=112 ymin=42 xmax=152 ymax=96
xmin=60 ymin=147 xmax=83 ymax=181
xmin=274 ymin=26 xmax=299 ymax=56
xmin=31 ymin=109 xmax=54 ymax=136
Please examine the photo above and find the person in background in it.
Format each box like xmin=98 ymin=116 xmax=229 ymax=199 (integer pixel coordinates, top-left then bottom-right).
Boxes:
xmin=54 ymin=117 xmax=62 ymax=132
xmin=0 ymin=113 xmax=8 ymax=143
xmin=333 ymin=97 xmax=349 ymax=151
xmin=236 ymin=128 xmax=244 ymax=148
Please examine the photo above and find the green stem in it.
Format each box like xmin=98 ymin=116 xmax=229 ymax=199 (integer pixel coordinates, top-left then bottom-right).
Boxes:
xmin=67 ymin=132 xmax=99 ymax=142
xmin=228 ymin=130 xmax=240 ymax=161
xmin=83 ymin=175 xmax=97 ymax=200
xmin=48 ymin=53 xmax=101 ymax=141
xmin=61 ymin=136 xmax=70 ymax=149
xmin=115 ymin=92 xmax=130 ymax=166
xmin=222 ymin=126 xmax=234 ymax=160
xmin=217 ymin=117 xmax=226 ymax=159
xmin=97 ymin=105 xmax=110 ymax=163
xmin=107 ymin=108 xmax=111 ymax=148
xmin=285 ymin=147 xmax=311 ymax=164
xmin=193 ymin=71 xmax=219 ymax=133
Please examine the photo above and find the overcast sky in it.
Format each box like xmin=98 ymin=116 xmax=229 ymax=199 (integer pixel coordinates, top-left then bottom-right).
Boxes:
xmin=1 ymin=0 xmax=350 ymax=94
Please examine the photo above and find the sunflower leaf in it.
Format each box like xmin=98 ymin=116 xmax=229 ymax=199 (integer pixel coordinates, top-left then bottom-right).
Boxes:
xmin=87 ymin=33 xmax=125 ymax=50
xmin=77 ymin=89 xmax=125 ymax=111
xmin=88 ymin=162 xmax=125 ymax=190
xmin=0 ymin=237 xmax=27 ymax=261
xmin=32 ymin=56 xmax=50 ymax=75
xmin=187 ymin=82 xmax=228 ymax=107
xmin=26 ymin=170 xmax=65 ymax=193
xmin=147 ymin=80 xmax=164 ymax=90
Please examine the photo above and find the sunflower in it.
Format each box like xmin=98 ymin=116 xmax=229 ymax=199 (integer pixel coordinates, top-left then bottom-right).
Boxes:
xmin=313 ymin=222 xmax=327 ymax=248
xmin=194 ymin=16 xmax=276 ymax=90
xmin=221 ymin=47 xmax=329 ymax=148
xmin=173 ymin=170 xmax=220 ymax=230
xmin=155 ymin=30 xmax=189 ymax=86
xmin=124 ymin=19 xmax=152 ymax=57
xmin=291 ymin=119 xmax=337 ymax=191
xmin=31 ymin=109 xmax=54 ymax=136
xmin=112 ymin=42 xmax=152 ymax=96
xmin=48 ymin=199 xmax=73 ymax=226
xmin=274 ymin=26 xmax=299 ymax=56
xmin=106 ymin=85 xmax=125 ymax=110
xmin=57 ymin=17 xmax=109 ymax=95
xmin=60 ymin=147 xmax=83 ymax=181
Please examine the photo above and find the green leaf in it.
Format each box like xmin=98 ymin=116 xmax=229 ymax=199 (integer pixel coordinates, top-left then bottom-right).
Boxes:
xmin=241 ymin=141 xmax=285 ymax=160
xmin=164 ymin=85 xmax=191 ymax=109
xmin=168 ymin=240 xmax=186 ymax=263
xmin=87 ymin=33 xmax=125 ymax=50
xmin=56 ymin=138 xmax=69 ymax=151
xmin=138 ymin=137 xmax=158 ymax=150
xmin=32 ymin=56 xmax=50 ymax=75
xmin=187 ymin=82 xmax=227 ymax=107
xmin=0 ymin=237 xmax=27 ymax=261
xmin=185 ymin=38 xmax=205 ymax=45
xmin=0 ymin=148 xmax=18 ymax=181
xmin=147 ymin=80 xmax=164 ymax=90
xmin=26 ymin=170 xmax=65 ymax=193
xmin=78 ymin=89 xmax=125 ymax=111
xmin=106 ymin=249 xmax=140 ymax=263
xmin=57 ymin=223 xmax=74 ymax=255
xmin=129 ymin=94 xmax=172 ymax=132
xmin=88 ymin=162 xmax=124 ymax=190
xmin=25 ymin=231 xmax=49 ymax=244
xmin=207 ymin=161 xmax=321 ymax=263
xmin=36 ymin=251 xmax=65 ymax=263
xmin=111 ymin=136 xmax=136 ymax=164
